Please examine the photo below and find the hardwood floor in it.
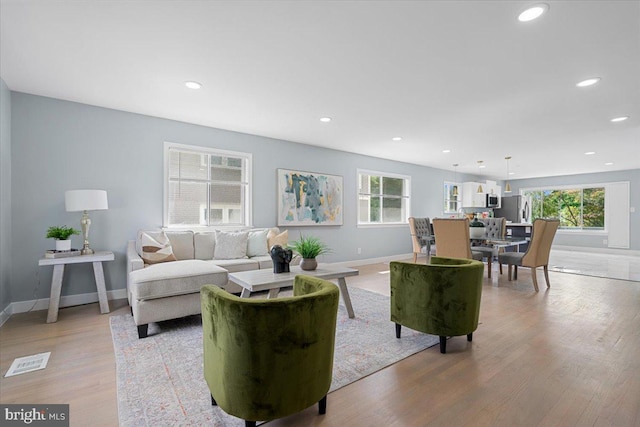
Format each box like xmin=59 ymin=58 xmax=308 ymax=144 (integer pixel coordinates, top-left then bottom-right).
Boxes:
xmin=1 ymin=257 xmax=639 ymax=426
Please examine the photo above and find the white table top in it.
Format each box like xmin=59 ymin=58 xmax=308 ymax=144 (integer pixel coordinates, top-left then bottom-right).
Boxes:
xmin=229 ymin=265 xmax=359 ymax=293
xmin=38 ymin=251 xmax=115 ymax=266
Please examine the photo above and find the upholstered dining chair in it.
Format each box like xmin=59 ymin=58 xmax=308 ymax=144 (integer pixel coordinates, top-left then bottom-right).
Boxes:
xmin=432 ymin=218 xmax=484 ymax=270
xmin=498 ymin=218 xmax=560 ymax=292
xmin=409 ymin=217 xmax=433 ymax=263
xmin=201 ymin=275 xmax=339 ymax=427
xmin=471 ymin=217 xmax=507 ymax=278
xmin=390 ymin=257 xmax=484 ymax=354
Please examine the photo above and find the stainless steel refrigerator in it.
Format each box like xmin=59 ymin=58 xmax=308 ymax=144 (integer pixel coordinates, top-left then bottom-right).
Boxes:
xmin=494 ymin=195 xmax=531 ymax=223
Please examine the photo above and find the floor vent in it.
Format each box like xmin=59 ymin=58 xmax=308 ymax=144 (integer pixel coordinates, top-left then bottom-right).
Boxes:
xmin=4 ymin=352 xmax=51 ymax=377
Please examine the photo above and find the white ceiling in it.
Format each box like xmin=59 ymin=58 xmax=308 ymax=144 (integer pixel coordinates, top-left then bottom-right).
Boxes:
xmin=1 ymin=0 xmax=638 ymax=180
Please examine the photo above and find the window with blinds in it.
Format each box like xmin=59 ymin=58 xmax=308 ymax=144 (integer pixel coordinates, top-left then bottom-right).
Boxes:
xmin=164 ymin=142 xmax=252 ymax=227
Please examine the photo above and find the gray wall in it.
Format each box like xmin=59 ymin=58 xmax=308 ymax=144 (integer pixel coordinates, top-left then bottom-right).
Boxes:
xmin=11 ymin=92 xmax=483 ymax=304
xmin=509 ymin=170 xmax=640 ymax=250
xmin=0 ymin=79 xmax=11 ymax=313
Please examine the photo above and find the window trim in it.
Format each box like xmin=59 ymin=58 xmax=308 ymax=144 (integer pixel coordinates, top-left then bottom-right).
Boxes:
xmin=519 ymin=183 xmax=606 ymax=233
xmin=357 ymin=168 xmax=411 ymax=227
xmin=163 ymin=141 xmax=252 ymax=229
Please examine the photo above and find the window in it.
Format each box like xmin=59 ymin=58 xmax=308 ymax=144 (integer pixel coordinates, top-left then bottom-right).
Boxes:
xmin=522 ymin=186 xmax=605 ymax=230
xmin=443 ymin=181 xmax=461 ymax=214
xmin=358 ymin=170 xmax=410 ymax=225
xmin=164 ymin=142 xmax=251 ymax=227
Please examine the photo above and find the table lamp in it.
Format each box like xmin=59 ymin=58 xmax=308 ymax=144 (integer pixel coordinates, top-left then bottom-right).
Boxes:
xmin=65 ymin=189 xmax=108 ymax=255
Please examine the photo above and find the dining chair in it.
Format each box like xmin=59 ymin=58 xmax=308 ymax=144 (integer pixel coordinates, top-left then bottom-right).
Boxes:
xmin=431 ymin=218 xmax=484 ymax=265
xmin=471 ymin=217 xmax=506 ymax=278
xmin=498 ymin=218 xmax=560 ymax=291
xmin=409 ymin=217 xmax=433 ymax=263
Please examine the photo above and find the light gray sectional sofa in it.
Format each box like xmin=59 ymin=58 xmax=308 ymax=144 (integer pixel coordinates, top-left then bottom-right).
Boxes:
xmin=126 ymin=227 xmax=287 ymax=338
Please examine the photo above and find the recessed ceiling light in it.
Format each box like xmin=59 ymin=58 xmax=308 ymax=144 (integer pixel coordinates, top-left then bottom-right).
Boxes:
xmin=509 ymin=172 xmax=516 ymax=175
xmin=584 ymin=151 xmax=596 ymax=155
xmin=442 ymin=149 xmax=451 ymax=153
xmin=604 ymin=162 xmax=614 ymax=166
xmin=319 ymin=117 xmax=332 ymax=123
xmin=184 ymin=81 xmax=202 ymax=89
xmin=611 ymin=116 xmax=629 ymax=122
xmin=392 ymin=137 xmax=403 ymax=141
xmin=576 ymin=77 xmax=601 ymax=87
xmin=518 ymin=3 xmax=549 ymax=22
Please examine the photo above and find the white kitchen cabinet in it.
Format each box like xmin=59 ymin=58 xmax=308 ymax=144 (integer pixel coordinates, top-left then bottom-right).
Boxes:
xmin=485 ymin=180 xmax=502 ymax=208
xmin=462 ymin=182 xmax=486 ymax=208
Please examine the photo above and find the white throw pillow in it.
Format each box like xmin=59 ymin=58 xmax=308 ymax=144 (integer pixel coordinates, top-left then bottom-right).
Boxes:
xmin=214 ymin=231 xmax=249 ymax=260
xmin=247 ymin=229 xmax=269 ymax=257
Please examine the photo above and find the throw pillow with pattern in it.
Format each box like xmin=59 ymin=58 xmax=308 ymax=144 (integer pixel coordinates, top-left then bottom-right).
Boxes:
xmin=140 ymin=231 xmax=177 ymax=264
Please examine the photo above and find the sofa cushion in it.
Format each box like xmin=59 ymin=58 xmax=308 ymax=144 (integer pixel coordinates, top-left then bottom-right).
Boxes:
xmin=251 ymin=255 xmax=274 ymax=270
xmin=267 ymin=229 xmax=288 ymax=250
xmin=139 ymin=231 xmax=177 ymax=265
xmin=130 ymin=260 xmax=228 ymax=300
xmin=247 ymin=229 xmax=269 ymax=257
xmin=214 ymin=230 xmax=249 ymax=259
xmin=194 ymin=231 xmax=216 ymax=260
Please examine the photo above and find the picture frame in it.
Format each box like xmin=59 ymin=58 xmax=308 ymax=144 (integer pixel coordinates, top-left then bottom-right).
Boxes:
xmin=277 ymin=168 xmax=343 ymax=226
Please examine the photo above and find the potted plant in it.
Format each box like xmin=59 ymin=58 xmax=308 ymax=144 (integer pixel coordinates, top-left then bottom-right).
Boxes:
xmin=289 ymin=234 xmax=331 ymax=271
xmin=46 ymin=225 xmax=80 ymax=251
xmin=469 ymin=218 xmax=486 ymax=239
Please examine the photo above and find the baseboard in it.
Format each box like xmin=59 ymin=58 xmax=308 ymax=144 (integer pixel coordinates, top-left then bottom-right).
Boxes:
xmin=553 ymin=245 xmax=640 ymax=257
xmin=0 ymin=306 xmax=11 ymax=328
xmin=4 ymin=288 xmax=128 ymax=319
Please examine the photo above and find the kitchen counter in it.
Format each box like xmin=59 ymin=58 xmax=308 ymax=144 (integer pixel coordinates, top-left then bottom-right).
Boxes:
xmin=505 ymin=223 xmax=532 ymax=226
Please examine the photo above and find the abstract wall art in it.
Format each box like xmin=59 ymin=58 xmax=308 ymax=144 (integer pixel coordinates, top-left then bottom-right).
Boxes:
xmin=277 ymin=169 xmax=343 ymax=226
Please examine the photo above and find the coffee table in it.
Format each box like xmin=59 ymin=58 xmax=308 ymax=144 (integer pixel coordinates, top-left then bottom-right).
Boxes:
xmin=228 ymin=265 xmax=359 ymax=318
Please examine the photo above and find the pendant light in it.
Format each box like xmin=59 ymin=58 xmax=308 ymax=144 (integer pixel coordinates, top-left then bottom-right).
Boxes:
xmin=504 ymin=156 xmax=512 ymax=193
xmin=476 ymin=161 xmax=484 ymax=193
xmin=452 ymin=164 xmax=459 ymax=196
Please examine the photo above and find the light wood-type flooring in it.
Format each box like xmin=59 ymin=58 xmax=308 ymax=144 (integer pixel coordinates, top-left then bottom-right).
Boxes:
xmin=1 ymin=256 xmax=639 ymax=426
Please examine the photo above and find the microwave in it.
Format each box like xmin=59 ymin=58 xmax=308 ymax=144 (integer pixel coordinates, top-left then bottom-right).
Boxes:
xmin=486 ymin=194 xmax=499 ymax=208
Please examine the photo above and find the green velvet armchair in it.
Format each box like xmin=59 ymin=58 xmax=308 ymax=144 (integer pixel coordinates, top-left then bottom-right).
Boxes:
xmin=201 ymin=275 xmax=339 ymax=427
xmin=390 ymin=257 xmax=484 ymax=354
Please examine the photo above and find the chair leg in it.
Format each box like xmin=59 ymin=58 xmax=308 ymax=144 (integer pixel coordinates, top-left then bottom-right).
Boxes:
xmin=439 ymin=336 xmax=447 ymax=354
xmin=211 ymin=394 xmax=217 ymax=406
xmin=319 ymin=395 xmax=327 ymax=414
xmin=507 ymin=264 xmax=513 ymax=281
xmin=531 ymin=267 xmax=539 ymax=292
xmin=544 ymin=265 xmax=551 ymax=288
xmin=514 ymin=265 xmax=518 ymax=280
xmin=499 ymin=262 xmax=503 ymax=275
xmin=395 ymin=323 xmax=401 ymax=339
xmin=487 ymin=257 xmax=492 ymax=279
xmin=413 ymin=253 xmax=417 ymax=263
xmin=245 ymin=421 xmax=257 ymax=427
xmin=467 ymin=333 xmax=473 ymax=342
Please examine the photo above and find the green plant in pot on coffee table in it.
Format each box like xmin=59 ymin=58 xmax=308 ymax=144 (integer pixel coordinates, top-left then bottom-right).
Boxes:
xmin=46 ymin=225 xmax=80 ymax=251
xmin=289 ymin=234 xmax=330 ymax=271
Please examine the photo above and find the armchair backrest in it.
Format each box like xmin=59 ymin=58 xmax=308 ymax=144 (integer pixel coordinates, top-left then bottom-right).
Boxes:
xmin=390 ymin=257 xmax=484 ymax=337
xmin=521 ymin=219 xmax=560 ymax=267
xmin=432 ymin=218 xmax=472 ymax=259
xmin=409 ymin=217 xmax=431 ymax=253
xmin=201 ymin=276 xmax=339 ymax=422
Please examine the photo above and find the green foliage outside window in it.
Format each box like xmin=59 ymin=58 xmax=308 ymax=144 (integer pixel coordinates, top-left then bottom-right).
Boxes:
xmin=524 ymin=187 xmax=604 ymax=229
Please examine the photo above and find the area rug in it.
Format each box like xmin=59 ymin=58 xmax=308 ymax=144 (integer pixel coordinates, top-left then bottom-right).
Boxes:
xmin=111 ymin=287 xmax=439 ymax=426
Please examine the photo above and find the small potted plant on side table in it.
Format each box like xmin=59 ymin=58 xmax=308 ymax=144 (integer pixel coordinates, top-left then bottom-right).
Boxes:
xmin=289 ymin=234 xmax=331 ymax=271
xmin=46 ymin=225 xmax=80 ymax=251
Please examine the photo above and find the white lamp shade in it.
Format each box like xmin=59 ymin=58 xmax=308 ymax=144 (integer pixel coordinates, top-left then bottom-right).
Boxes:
xmin=65 ymin=190 xmax=108 ymax=212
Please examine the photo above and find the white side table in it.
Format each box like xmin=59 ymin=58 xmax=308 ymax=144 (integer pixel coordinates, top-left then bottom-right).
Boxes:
xmin=38 ymin=251 xmax=115 ymax=323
